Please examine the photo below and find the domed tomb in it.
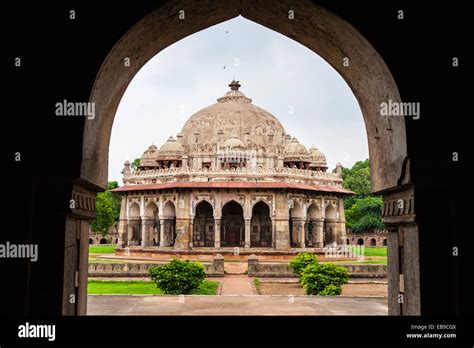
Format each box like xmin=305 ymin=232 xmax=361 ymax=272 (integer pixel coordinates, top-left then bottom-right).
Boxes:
xmin=180 ymin=81 xmax=287 ymax=154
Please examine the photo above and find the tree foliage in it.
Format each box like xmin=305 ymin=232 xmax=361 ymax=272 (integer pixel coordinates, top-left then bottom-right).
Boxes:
xmin=345 ymin=196 xmax=385 ymax=232
xmin=131 ymin=158 xmax=140 ymax=172
xmin=90 ymin=181 xmax=121 ymax=236
xmin=336 ymin=159 xmax=385 ymax=232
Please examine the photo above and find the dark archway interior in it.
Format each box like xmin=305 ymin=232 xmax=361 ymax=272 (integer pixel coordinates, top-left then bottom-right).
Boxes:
xmin=221 ymin=201 xmax=244 ymax=247
xmin=251 ymin=201 xmax=272 ymax=247
xmin=193 ymin=201 xmax=215 ymax=247
xmin=4 ymin=0 xmax=470 ymax=321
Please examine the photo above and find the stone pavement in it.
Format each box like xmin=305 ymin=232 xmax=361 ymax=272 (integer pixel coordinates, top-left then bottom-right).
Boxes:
xmin=219 ymin=275 xmax=253 ymax=295
xmin=88 ymin=295 xmax=387 ymax=315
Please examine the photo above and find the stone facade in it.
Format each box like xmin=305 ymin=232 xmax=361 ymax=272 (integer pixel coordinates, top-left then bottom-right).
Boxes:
xmin=89 ymin=225 xmax=119 ymax=244
xmin=346 ymin=230 xmax=388 ymax=247
xmin=113 ymin=82 xmax=353 ymax=252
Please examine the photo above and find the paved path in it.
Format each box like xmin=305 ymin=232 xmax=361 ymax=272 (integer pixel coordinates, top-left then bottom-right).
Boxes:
xmin=88 ymin=295 xmax=387 ymax=315
xmin=219 ymin=275 xmax=253 ymax=295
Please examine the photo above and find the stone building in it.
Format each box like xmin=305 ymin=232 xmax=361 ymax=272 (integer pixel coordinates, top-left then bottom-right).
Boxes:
xmin=113 ymin=81 xmax=353 ymax=251
xmin=346 ymin=229 xmax=388 ymax=247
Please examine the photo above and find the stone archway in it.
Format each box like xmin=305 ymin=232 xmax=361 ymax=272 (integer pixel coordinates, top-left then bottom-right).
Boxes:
xmin=144 ymin=202 xmax=159 ymax=246
xmin=160 ymin=201 xmax=176 ymax=247
xmin=221 ymin=201 xmax=244 ymax=247
xmin=250 ymin=201 xmax=272 ymax=247
xmin=193 ymin=201 xmax=215 ymax=247
xmin=128 ymin=202 xmax=141 ymax=246
xmin=77 ymin=0 xmax=417 ymax=315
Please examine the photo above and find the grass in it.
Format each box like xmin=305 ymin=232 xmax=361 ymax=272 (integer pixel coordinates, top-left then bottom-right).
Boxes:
xmin=348 ymin=245 xmax=387 ymax=257
xmin=89 ymin=245 xmax=116 ymax=254
xmin=87 ymin=279 xmax=219 ymax=295
xmin=89 ymin=258 xmax=119 ymax=263
xmin=252 ymin=277 xmax=260 ymax=287
xmin=333 ymin=258 xmax=387 ymax=265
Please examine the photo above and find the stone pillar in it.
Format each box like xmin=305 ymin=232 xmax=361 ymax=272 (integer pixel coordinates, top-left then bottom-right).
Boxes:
xmin=337 ymin=199 xmax=347 ymax=244
xmin=313 ymin=219 xmax=324 ymax=248
xmin=274 ymin=192 xmax=290 ymax=250
xmin=159 ymin=219 xmax=166 ymax=247
xmin=244 ymin=218 xmax=251 ymax=248
xmin=189 ymin=219 xmax=194 ymax=249
xmin=271 ymin=219 xmax=276 ymax=249
xmin=141 ymin=218 xmax=154 ymax=247
xmin=117 ymin=196 xmax=128 ymax=247
xmin=293 ymin=219 xmax=305 ymax=248
xmin=174 ymin=218 xmax=191 ymax=250
xmin=214 ymin=219 xmax=221 ymax=248
xmin=325 ymin=220 xmax=338 ymax=245
xmin=140 ymin=217 xmax=146 ymax=247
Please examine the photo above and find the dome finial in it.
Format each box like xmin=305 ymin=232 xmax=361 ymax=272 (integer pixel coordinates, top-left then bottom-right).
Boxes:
xmin=229 ymin=80 xmax=241 ymax=91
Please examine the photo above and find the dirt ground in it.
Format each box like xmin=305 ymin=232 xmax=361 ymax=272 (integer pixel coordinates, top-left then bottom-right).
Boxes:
xmin=257 ymin=282 xmax=387 ymax=297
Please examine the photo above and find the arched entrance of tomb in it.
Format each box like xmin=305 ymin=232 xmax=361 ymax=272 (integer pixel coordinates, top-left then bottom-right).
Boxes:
xmin=144 ymin=202 xmax=159 ymax=246
xmin=250 ymin=201 xmax=272 ymax=247
xmin=193 ymin=201 xmax=215 ymax=247
xmin=324 ymin=204 xmax=337 ymax=245
xmin=221 ymin=201 xmax=244 ymax=247
xmin=74 ymin=0 xmax=419 ymax=316
xmin=161 ymin=201 xmax=176 ymax=247
xmin=128 ymin=202 xmax=141 ymax=246
xmin=306 ymin=203 xmax=323 ymax=248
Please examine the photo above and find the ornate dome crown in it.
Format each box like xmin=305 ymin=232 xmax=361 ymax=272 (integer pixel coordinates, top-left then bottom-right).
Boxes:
xmin=180 ymin=81 xmax=287 ymax=154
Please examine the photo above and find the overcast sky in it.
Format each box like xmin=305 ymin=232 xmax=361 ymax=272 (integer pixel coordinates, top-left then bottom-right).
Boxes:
xmin=109 ymin=16 xmax=368 ymax=184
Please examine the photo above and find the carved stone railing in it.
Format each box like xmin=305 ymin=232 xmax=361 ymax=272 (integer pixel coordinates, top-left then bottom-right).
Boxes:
xmin=123 ymin=167 xmax=343 ymax=187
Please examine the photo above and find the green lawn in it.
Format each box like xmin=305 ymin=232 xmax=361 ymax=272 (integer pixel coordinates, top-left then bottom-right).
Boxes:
xmin=89 ymin=245 xmax=116 ymax=254
xmin=89 ymin=258 xmax=119 ymax=263
xmin=87 ymin=279 xmax=219 ymax=295
xmin=348 ymin=245 xmax=387 ymax=257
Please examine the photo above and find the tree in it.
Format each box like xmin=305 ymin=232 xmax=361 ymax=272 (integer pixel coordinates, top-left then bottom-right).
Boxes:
xmin=345 ymin=196 xmax=385 ymax=232
xmin=335 ymin=159 xmax=385 ymax=232
xmin=90 ymin=181 xmax=122 ymax=235
xmin=131 ymin=158 xmax=140 ymax=172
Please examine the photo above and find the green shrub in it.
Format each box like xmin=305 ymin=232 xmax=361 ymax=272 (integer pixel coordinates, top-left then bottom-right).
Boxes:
xmin=300 ymin=263 xmax=349 ymax=296
xmin=289 ymin=252 xmax=318 ymax=278
xmin=319 ymin=284 xmax=342 ymax=296
xmin=149 ymin=259 xmax=206 ymax=294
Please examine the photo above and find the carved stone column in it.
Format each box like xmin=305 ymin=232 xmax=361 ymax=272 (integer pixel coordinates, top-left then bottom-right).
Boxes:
xmin=310 ymin=219 xmax=323 ymax=248
xmin=65 ymin=180 xmax=101 ymax=316
xmin=214 ymin=219 xmax=221 ymax=248
xmin=292 ymin=218 xmax=305 ymax=248
xmin=159 ymin=219 xmax=166 ymax=247
xmin=244 ymin=218 xmax=251 ymax=248
xmin=141 ymin=218 xmax=154 ymax=247
xmin=381 ymin=184 xmax=420 ymax=316
xmin=117 ymin=196 xmax=128 ymax=247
